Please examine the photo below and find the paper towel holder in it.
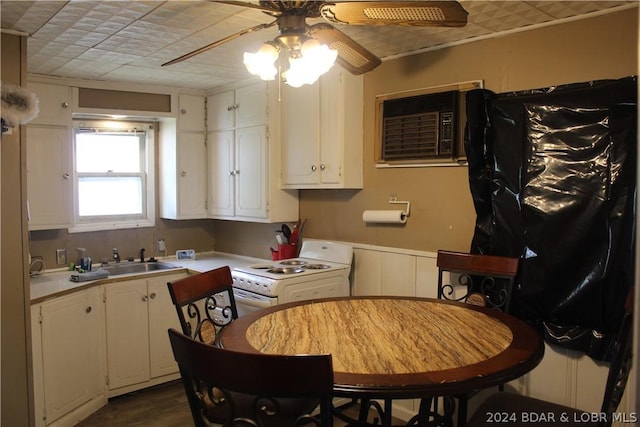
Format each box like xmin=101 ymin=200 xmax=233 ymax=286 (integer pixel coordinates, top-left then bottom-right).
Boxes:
xmin=389 ymin=197 xmax=411 ymax=220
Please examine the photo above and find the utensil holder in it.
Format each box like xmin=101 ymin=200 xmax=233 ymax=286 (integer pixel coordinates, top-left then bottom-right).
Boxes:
xmin=278 ymin=244 xmax=296 ymax=260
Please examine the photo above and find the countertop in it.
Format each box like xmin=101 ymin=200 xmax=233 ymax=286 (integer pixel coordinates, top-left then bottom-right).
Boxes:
xmin=29 ymin=252 xmax=266 ymax=304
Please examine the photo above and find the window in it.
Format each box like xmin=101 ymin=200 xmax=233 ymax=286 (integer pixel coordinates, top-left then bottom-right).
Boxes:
xmin=71 ymin=119 xmax=155 ymax=232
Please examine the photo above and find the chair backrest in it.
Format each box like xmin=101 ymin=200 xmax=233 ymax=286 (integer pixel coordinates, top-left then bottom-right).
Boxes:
xmin=167 ymin=266 xmax=238 ymax=345
xmin=600 ymin=288 xmax=634 ymax=425
xmin=436 ymin=250 xmax=519 ymax=312
xmin=168 ymin=328 xmax=334 ymax=427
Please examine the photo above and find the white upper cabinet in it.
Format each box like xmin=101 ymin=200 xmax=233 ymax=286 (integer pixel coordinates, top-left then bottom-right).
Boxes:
xmin=207 ymin=82 xmax=298 ymax=223
xmin=178 ymin=94 xmax=206 ymax=131
xmin=159 ymin=94 xmax=207 ymax=220
xmin=281 ymin=67 xmax=363 ymax=189
xmin=26 ymin=82 xmax=73 ymax=230
xmin=29 ymin=82 xmax=72 ymax=126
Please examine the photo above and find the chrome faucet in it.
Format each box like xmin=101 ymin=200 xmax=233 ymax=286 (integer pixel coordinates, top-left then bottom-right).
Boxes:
xmin=139 ymin=248 xmax=145 ymax=263
xmin=113 ymin=248 xmax=120 ymax=263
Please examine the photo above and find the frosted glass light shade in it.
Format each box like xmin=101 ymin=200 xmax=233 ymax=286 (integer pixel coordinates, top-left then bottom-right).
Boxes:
xmin=245 ymin=39 xmax=337 ymax=87
xmin=243 ymin=43 xmax=279 ymax=80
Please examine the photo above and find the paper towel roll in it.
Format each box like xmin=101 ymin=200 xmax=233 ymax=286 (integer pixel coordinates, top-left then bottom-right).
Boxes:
xmin=362 ymin=210 xmax=407 ymax=224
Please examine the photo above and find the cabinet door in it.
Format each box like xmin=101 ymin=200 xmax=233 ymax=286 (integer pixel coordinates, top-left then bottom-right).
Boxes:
xmin=281 ymin=84 xmax=320 ymax=186
xmin=177 ymin=132 xmax=207 ymax=218
xmin=148 ymin=273 xmax=185 ymax=378
xmin=319 ymin=68 xmax=343 ymax=185
xmin=105 ymin=279 xmax=150 ymax=390
xmin=207 ymin=130 xmax=235 ymax=217
xmin=235 ymin=83 xmax=267 ymax=128
xmin=178 ymin=94 xmax=205 ymax=131
xmin=29 ymin=82 xmax=71 ymax=126
xmin=235 ymin=125 xmax=267 ymax=219
xmin=27 ymin=125 xmax=72 ymax=229
xmin=207 ymin=91 xmax=235 ymax=131
xmin=40 ymin=287 xmax=104 ymax=424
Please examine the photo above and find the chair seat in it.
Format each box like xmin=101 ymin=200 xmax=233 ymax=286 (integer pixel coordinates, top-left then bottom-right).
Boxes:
xmin=467 ymin=392 xmax=596 ymax=427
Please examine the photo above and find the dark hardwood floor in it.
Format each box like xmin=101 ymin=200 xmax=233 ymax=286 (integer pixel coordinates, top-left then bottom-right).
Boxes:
xmin=76 ymin=380 xmax=401 ymax=426
xmin=77 ymin=381 xmax=191 ymax=427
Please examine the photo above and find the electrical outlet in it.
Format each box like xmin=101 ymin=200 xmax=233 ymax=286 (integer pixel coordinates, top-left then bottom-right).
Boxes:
xmin=157 ymin=239 xmax=166 ymax=252
xmin=56 ymin=249 xmax=67 ymax=265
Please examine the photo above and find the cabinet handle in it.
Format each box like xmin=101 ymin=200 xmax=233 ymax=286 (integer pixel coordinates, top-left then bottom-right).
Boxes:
xmin=86 ymin=306 xmax=92 ymax=313
xmin=320 ymin=164 xmax=326 ymax=171
xmin=311 ymin=165 xmax=317 ymax=172
xmin=150 ymin=292 xmax=156 ymax=299
xmin=62 ymin=173 xmax=70 ymax=179
xmin=142 ymin=295 xmax=148 ymax=302
xmin=180 ymin=171 xmax=187 ymax=177
xmin=61 ymin=102 xmax=69 ymax=109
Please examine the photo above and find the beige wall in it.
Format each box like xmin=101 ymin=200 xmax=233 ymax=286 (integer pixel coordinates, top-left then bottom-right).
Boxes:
xmin=1 ymin=33 xmax=34 ymax=426
xmin=221 ymin=8 xmax=637 ymax=256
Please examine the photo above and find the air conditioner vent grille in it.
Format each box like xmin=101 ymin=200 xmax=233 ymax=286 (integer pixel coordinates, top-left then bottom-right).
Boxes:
xmin=382 ymin=112 xmax=439 ymax=160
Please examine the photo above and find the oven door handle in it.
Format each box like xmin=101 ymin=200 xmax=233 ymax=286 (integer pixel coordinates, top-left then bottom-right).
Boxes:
xmin=233 ymin=289 xmax=275 ymax=309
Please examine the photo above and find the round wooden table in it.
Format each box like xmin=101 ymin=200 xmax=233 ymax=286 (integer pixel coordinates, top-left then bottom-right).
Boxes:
xmin=220 ymin=296 xmax=544 ymax=421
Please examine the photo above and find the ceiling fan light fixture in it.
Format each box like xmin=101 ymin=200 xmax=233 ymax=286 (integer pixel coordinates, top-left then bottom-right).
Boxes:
xmin=243 ymin=42 xmax=279 ymax=80
xmin=282 ymin=40 xmax=337 ymax=87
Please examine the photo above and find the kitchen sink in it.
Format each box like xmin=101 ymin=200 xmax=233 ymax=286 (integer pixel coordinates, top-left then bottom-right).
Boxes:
xmin=101 ymin=261 xmax=180 ymax=276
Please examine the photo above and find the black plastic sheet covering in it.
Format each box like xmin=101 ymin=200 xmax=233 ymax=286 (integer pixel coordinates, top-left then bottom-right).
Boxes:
xmin=465 ymin=77 xmax=636 ymax=361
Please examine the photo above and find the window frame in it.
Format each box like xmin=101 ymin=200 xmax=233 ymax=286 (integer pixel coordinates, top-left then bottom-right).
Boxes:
xmin=69 ymin=119 xmax=156 ymax=232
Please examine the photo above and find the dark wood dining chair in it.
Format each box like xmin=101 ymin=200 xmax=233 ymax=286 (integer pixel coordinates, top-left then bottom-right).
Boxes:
xmin=466 ymin=288 xmax=634 ymax=427
xmin=168 ymin=328 xmax=335 ymax=427
xmin=409 ymin=250 xmax=520 ymax=427
xmin=436 ymin=249 xmax=519 ymax=311
xmin=167 ymin=266 xmax=238 ymax=346
xmin=167 ymin=267 xmax=321 ymax=426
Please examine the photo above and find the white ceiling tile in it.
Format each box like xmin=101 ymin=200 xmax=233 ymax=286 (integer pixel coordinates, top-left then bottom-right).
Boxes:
xmin=0 ymin=0 xmax=634 ymax=90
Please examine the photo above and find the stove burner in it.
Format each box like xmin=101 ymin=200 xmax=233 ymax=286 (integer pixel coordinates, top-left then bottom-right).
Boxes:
xmin=266 ymin=267 xmax=305 ymax=274
xmin=279 ymin=260 xmax=307 ymax=266
xmin=248 ymin=264 xmax=274 ymax=269
xmin=303 ymin=264 xmax=331 ymax=270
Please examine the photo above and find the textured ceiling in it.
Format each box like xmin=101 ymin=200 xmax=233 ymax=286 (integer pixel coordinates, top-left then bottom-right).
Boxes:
xmin=1 ymin=1 xmax=636 ymax=91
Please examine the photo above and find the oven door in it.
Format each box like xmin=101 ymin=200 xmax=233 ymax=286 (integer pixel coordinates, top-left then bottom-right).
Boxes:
xmin=233 ymin=288 xmax=278 ymax=317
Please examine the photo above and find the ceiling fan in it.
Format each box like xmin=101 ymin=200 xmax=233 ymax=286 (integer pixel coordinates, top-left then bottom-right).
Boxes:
xmin=162 ymin=1 xmax=468 ymax=85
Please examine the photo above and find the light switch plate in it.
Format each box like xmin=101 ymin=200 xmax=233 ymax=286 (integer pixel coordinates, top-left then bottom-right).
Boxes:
xmin=176 ymin=249 xmax=196 ymax=260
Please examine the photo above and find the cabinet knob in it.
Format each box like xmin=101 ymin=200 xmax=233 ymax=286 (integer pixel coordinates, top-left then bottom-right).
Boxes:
xmin=86 ymin=306 xmax=92 ymax=313
xmin=180 ymin=108 xmax=186 ymax=114
xmin=320 ymin=164 xmax=326 ymax=171
xmin=229 ymin=170 xmax=236 ymax=176
xmin=180 ymin=171 xmax=187 ymax=177
xmin=311 ymin=165 xmax=317 ymax=172
xmin=61 ymin=102 xmax=69 ymax=109
xmin=142 ymin=295 xmax=148 ymax=302
xmin=62 ymin=173 xmax=70 ymax=179
xmin=150 ymin=292 xmax=156 ymax=299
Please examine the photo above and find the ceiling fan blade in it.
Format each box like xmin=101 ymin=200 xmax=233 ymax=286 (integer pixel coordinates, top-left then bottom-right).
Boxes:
xmin=211 ymin=1 xmax=281 ymax=13
xmin=307 ymin=23 xmax=381 ymax=75
xmin=320 ymin=1 xmax=468 ymax=27
xmin=162 ymin=21 xmax=277 ymax=66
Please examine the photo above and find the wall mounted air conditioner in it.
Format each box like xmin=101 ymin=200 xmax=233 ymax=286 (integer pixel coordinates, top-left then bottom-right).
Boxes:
xmin=375 ymin=80 xmax=482 ymax=168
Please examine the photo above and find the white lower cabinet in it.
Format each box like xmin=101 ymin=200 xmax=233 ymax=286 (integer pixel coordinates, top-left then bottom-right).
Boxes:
xmin=32 ymin=286 xmax=106 ymax=427
xmin=105 ymin=273 xmax=185 ymax=396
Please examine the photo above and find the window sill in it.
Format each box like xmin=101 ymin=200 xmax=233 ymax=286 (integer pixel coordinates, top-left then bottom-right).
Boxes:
xmin=68 ymin=219 xmax=155 ymax=233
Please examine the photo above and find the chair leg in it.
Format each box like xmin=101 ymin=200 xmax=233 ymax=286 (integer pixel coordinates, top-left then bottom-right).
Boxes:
xmin=456 ymin=395 xmax=468 ymax=427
